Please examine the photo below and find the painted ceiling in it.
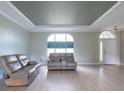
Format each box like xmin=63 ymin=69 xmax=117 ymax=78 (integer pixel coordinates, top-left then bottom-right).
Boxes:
xmin=11 ymin=1 xmax=116 ymax=26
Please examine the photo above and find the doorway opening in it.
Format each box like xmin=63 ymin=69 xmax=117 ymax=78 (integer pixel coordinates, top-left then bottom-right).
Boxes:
xmin=99 ymin=31 xmax=118 ymax=64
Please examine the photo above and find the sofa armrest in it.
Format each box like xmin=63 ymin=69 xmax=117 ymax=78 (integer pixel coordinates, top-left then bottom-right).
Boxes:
xmin=28 ymin=61 xmax=38 ymax=65
xmin=5 ymin=70 xmax=30 ymax=86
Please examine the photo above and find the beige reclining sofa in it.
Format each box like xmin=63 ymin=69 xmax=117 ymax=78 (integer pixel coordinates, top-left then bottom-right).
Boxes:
xmin=0 ymin=54 xmax=41 ymax=86
xmin=47 ymin=53 xmax=77 ymax=70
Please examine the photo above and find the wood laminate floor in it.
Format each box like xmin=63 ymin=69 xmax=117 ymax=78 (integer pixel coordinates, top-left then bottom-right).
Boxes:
xmin=0 ymin=65 xmax=124 ymax=91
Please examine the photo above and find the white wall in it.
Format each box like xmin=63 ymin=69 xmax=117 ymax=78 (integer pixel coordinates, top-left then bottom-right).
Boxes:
xmin=29 ymin=32 xmax=100 ymax=64
xmin=0 ymin=13 xmax=100 ymax=65
xmin=0 ymin=14 xmax=29 ymax=57
xmin=29 ymin=32 xmax=50 ymax=62
xmin=71 ymin=32 xmax=99 ymax=64
xmin=120 ymin=31 xmax=124 ymax=64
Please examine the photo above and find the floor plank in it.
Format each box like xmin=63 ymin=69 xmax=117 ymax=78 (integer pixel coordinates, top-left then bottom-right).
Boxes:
xmin=1 ymin=65 xmax=124 ymax=91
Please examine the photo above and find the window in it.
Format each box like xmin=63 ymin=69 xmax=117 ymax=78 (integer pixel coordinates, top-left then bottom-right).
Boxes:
xmin=99 ymin=31 xmax=116 ymax=39
xmin=47 ymin=33 xmax=74 ymax=56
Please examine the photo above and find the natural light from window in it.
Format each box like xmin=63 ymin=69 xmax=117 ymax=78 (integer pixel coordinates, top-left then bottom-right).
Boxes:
xmin=47 ymin=33 xmax=74 ymax=56
xmin=99 ymin=31 xmax=116 ymax=39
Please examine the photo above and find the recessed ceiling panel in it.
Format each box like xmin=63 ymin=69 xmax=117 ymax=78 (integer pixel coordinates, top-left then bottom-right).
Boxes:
xmin=11 ymin=1 xmax=116 ymax=26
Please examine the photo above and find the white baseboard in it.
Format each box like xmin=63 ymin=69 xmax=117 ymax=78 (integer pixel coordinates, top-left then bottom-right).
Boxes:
xmin=118 ymin=63 xmax=124 ymax=65
xmin=77 ymin=62 xmax=102 ymax=65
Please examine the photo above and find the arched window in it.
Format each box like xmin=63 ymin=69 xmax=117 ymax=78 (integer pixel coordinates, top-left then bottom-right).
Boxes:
xmin=99 ymin=31 xmax=116 ymax=39
xmin=47 ymin=33 xmax=74 ymax=56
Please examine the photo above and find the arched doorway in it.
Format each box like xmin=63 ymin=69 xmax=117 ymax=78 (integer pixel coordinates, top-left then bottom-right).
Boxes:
xmin=47 ymin=33 xmax=74 ymax=56
xmin=99 ymin=31 xmax=118 ymax=64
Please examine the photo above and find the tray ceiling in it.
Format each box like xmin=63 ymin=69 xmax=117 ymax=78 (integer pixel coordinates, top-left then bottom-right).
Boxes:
xmin=11 ymin=1 xmax=116 ymax=26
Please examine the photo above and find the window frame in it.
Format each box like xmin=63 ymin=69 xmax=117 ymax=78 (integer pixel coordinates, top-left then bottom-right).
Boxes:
xmin=47 ymin=33 xmax=74 ymax=56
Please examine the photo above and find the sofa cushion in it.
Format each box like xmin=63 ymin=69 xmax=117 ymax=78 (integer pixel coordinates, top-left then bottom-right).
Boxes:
xmin=3 ymin=55 xmax=22 ymax=73
xmin=66 ymin=57 xmax=74 ymax=62
xmin=49 ymin=53 xmax=60 ymax=62
xmin=66 ymin=62 xmax=76 ymax=67
xmin=48 ymin=62 xmax=62 ymax=66
xmin=66 ymin=53 xmax=74 ymax=62
xmin=21 ymin=64 xmax=35 ymax=71
xmin=60 ymin=53 xmax=66 ymax=61
xmin=16 ymin=54 xmax=29 ymax=67
xmin=8 ymin=62 xmax=22 ymax=73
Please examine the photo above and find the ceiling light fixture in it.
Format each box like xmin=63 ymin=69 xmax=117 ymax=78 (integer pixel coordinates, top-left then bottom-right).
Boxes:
xmin=103 ymin=25 xmax=119 ymax=32
xmin=113 ymin=25 xmax=119 ymax=32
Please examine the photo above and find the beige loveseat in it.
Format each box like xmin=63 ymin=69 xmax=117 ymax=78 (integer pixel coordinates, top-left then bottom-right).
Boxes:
xmin=47 ymin=53 xmax=77 ymax=70
xmin=0 ymin=54 xmax=41 ymax=86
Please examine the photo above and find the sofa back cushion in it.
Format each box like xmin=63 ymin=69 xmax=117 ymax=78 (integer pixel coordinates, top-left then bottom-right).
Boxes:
xmin=66 ymin=53 xmax=74 ymax=62
xmin=49 ymin=53 xmax=75 ymax=62
xmin=16 ymin=54 xmax=29 ymax=67
xmin=49 ymin=53 xmax=60 ymax=62
xmin=1 ymin=55 xmax=22 ymax=74
xmin=60 ymin=53 xmax=66 ymax=61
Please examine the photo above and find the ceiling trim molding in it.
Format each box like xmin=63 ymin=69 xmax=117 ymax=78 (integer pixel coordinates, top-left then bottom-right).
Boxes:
xmin=0 ymin=1 xmax=120 ymax=32
xmin=0 ymin=1 xmax=97 ymax=32
xmin=0 ymin=1 xmax=35 ymax=31
xmin=30 ymin=25 xmax=99 ymax=32
xmin=35 ymin=25 xmax=90 ymax=28
xmin=91 ymin=1 xmax=121 ymax=28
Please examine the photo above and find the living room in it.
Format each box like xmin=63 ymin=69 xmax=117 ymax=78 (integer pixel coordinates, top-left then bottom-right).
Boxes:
xmin=0 ymin=0 xmax=124 ymax=91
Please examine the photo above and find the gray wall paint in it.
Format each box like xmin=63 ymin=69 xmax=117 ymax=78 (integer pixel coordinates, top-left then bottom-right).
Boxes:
xmin=29 ymin=32 xmax=100 ymax=64
xmin=11 ymin=1 xmax=116 ymax=25
xmin=0 ymin=14 xmax=29 ymax=57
